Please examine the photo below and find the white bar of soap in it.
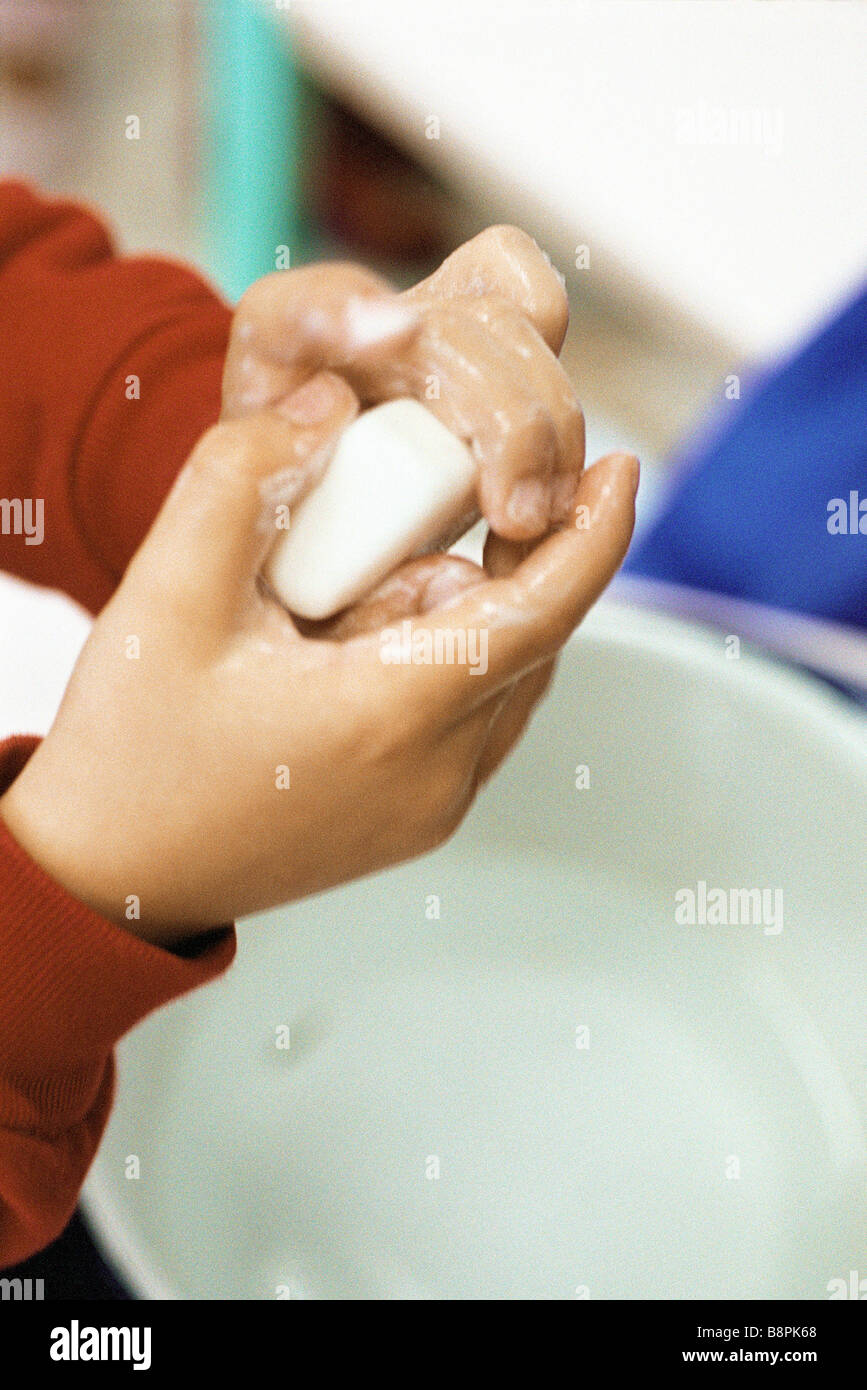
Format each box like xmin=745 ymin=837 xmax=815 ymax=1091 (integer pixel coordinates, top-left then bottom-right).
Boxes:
xmin=265 ymin=399 xmax=478 ymax=620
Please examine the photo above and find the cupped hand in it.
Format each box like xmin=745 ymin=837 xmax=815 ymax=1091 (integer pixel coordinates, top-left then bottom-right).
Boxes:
xmin=0 ymin=386 xmax=637 ymax=947
xmin=221 ymin=225 xmax=584 ymax=543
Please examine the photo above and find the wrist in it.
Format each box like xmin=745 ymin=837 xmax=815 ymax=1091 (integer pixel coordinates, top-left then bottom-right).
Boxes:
xmin=0 ymin=748 xmax=198 ymax=951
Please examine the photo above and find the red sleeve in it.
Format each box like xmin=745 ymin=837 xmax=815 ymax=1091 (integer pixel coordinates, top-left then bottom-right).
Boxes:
xmin=0 ymin=185 xmax=237 ymax=1266
xmin=0 ymin=737 xmax=236 ymax=1268
xmin=0 ymin=180 xmax=232 ymax=614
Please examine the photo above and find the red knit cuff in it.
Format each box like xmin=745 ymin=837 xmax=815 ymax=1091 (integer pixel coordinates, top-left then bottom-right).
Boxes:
xmin=0 ymin=734 xmax=236 ymax=1122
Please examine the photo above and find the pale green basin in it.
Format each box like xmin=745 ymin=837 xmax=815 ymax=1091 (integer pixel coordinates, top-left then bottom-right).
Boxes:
xmin=82 ymin=601 xmax=867 ymax=1299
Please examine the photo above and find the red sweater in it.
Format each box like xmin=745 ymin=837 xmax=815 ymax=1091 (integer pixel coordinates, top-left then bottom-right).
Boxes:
xmin=0 ymin=183 xmax=236 ymax=1267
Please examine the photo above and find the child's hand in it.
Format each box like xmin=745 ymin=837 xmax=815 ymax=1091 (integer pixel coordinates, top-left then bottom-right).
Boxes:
xmin=0 ymin=396 xmax=637 ymax=947
xmin=222 ymin=225 xmax=584 ymax=542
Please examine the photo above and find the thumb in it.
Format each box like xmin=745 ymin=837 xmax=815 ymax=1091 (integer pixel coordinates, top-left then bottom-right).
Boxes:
xmin=390 ymin=451 xmax=638 ymax=724
xmin=128 ymin=372 xmax=358 ymax=626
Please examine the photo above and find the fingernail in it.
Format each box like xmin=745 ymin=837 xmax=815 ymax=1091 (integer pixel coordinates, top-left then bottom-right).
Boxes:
xmin=506 ymin=475 xmax=552 ymax=532
xmin=281 ymin=373 xmax=352 ymax=425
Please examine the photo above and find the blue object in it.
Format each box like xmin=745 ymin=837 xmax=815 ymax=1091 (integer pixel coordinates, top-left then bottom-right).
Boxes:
xmin=626 ymin=285 xmax=867 ymax=631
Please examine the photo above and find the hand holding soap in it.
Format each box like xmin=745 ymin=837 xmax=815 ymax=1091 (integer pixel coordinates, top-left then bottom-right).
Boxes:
xmin=264 ymin=399 xmax=478 ymax=620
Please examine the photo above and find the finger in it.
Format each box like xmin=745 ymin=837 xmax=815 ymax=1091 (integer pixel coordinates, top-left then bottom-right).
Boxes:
xmin=431 ymin=650 xmax=552 ymax=805
xmin=483 ymin=529 xmax=533 ymax=577
xmin=364 ymin=302 xmax=563 ymax=541
xmin=377 ymin=451 xmax=639 ymax=724
xmin=468 ymin=295 xmax=585 ymax=528
xmin=302 ymin=553 xmax=487 ymax=640
xmin=419 ymin=681 xmax=517 ymax=830
xmin=223 ymin=264 xmax=422 ymax=416
xmin=131 ymin=374 xmax=359 ymax=626
xmin=479 ymin=523 xmax=556 ymax=779
xmin=343 ymin=299 xmax=580 ymax=541
xmin=475 ymin=659 xmax=556 ymax=785
xmin=404 ymin=224 xmax=569 ymax=354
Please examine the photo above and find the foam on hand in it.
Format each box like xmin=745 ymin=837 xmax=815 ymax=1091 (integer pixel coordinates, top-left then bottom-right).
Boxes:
xmin=264 ymin=399 xmax=478 ymax=620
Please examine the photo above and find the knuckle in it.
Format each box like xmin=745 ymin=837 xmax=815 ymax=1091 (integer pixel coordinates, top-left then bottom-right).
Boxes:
xmin=481 ymin=223 xmax=537 ymax=261
xmin=468 ymin=290 xmax=521 ymax=327
xmin=234 ymin=272 xmax=283 ymax=325
xmin=482 ymin=226 xmax=569 ymax=340
xmin=328 ymin=261 xmax=391 ymax=296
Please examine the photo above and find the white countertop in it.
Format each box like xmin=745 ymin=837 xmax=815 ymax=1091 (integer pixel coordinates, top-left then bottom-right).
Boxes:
xmin=286 ymin=0 xmax=867 ymax=362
